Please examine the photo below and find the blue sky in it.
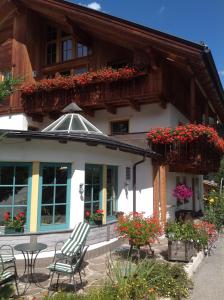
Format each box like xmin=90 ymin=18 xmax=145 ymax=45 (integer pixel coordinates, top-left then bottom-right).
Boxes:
xmin=70 ymin=0 xmax=224 ymax=86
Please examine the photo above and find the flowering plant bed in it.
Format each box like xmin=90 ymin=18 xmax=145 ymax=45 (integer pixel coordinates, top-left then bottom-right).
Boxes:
xmin=147 ymin=124 xmax=224 ymax=173
xmin=116 ymin=212 xmax=162 ymax=248
xmin=21 ymin=66 xmax=140 ymax=96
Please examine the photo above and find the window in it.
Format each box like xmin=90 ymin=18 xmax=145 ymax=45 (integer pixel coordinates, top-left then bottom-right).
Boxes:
xmin=39 ymin=163 xmax=70 ymax=231
xmin=47 ymin=43 xmax=57 ymax=65
xmin=45 ymin=25 xmax=91 ymax=66
xmin=107 ymin=166 xmax=118 ymax=218
xmin=84 ymin=164 xmax=102 ymax=216
xmin=0 ymin=164 xmax=31 ymax=228
xmin=61 ymin=39 xmax=73 ymax=62
xmin=111 ymin=120 xmax=129 ymax=135
xmin=77 ymin=43 xmax=89 ymax=58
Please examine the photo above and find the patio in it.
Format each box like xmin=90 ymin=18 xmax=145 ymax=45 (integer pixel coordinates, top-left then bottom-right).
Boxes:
xmin=8 ymin=238 xmax=169 ymax=299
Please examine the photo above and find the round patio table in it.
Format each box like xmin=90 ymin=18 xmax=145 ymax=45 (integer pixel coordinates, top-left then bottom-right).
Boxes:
xmin=14 ymin=242 xmax=47 ymax=292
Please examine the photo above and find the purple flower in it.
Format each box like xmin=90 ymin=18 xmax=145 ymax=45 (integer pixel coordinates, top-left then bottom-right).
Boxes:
xmin=173 ymin=184 xmax=193 ymax=200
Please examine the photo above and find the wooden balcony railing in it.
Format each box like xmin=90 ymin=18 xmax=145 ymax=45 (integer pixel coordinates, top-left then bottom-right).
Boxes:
xmin=22 ymin=72 xmax=159 ymax=116
xmin=152 ymin=142 xmax=222 ymax=174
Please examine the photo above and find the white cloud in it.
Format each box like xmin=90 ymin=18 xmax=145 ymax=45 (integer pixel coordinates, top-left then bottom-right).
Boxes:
xmin=86 ymin=2 xmax=102 ymax=11
xmin=219 ymin=69 xmax=224 ymax=77
xmin=158 ymin=5 xmax=165 ymax=15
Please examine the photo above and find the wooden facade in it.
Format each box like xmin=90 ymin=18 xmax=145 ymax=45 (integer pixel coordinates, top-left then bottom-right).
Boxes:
xmin=0 ymin=0 xmax=224 ymax=124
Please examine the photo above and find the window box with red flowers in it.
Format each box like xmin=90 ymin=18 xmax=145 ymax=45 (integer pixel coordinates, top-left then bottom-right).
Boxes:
xmin=21 ymin=66 xmax=141 ymax=96
xmin=4 ymin=211 xmax=26 ymax=234
xmin=85 ymin=210 xmax=104 ymax=226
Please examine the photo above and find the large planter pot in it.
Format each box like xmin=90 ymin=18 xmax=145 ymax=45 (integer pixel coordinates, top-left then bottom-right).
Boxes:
xmin=168 ymin=240 xmax=195 ymax=262
xmin=5 ymin=227 xmax=24 ymax=235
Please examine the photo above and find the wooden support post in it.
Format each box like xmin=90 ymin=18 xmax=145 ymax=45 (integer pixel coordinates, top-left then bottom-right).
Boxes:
xmin=30 ymin=161 xmax=40 ymax=232
xmin=190 ymin=78 xmax=196 ymax=123
xmin=160 ymin=165 xmax=167 ymax=225
xmin=205 ymin=102 xmax=209 ymax=125
xmin=192 ymin=178 xmax=196 ymax=212
xmin=102 ymin=165 xmax=107 ymax=225
xmin=153 ymin=165 xmax=160 ymax=219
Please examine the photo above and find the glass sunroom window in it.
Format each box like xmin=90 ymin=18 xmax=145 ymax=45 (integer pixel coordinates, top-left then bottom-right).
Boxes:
xmin=0 ymin=164 xmax=31 ymax=227
xmin=107 ymin=166 xmax=118 ymax=218
xmin=39 ymin=163 xmax=70 ymax=231
xmin=84 ymin=164 xmax=102 ymax=216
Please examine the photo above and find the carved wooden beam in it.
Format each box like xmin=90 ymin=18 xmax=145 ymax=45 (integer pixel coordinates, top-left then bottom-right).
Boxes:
xmin=65 ymin=17 xmax=92 ymax=46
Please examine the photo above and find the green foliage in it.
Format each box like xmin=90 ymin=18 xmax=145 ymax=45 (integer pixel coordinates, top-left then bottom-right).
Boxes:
xmin=0 ymin=284 xmax=14 ymax=300
xmin=44 ymin=258 xmax=192 ymax=300
xmin=165 ymin=221 xmax=209 ymax=249
xmin=0 ymin=74 xmax=22 ymax=102
xmin=203 ymin=189 xmax=224 ymax=231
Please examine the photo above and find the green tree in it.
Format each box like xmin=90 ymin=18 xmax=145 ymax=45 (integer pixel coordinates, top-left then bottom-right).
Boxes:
xmin=0 ymin=73 xmax=22 ymax=102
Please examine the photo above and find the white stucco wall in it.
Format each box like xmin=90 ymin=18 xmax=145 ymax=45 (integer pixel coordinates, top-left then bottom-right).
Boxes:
xmin=0 ymin=138 xmax=152 ymax=227
xmin=0 ymin=114 xmax=28 ymax=130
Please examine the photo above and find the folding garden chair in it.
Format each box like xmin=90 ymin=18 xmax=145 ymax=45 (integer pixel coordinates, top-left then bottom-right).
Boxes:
xmin=47 ymin=245 xmax=89 ymax=292
xmin=53 ymin=222 xmax=90 ymax=263
xmin=0 ymin=245 xmax=18 ymax=277
xmin=0 ymin=251 xmax=19 ymax=296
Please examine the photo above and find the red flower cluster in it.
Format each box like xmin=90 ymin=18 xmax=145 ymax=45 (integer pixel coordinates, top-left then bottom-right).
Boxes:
xmin=21 ymin=67 xmax=139 ymax=96
xmin=4 ymin=211 xmax=26 ymax=229
xmin=147 ymin=124 xmax=224 ymax=153
xmin=194 ymin=220 xmax=217 ymax=237
xmin=117 ymin=212 xmax=162 ymax=247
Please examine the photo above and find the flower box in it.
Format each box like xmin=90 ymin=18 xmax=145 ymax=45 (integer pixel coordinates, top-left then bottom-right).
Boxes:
xmin=5 ymin=227 xmax=24 ymax=235
xmin=168 ymin=240 xmax=195 ymax=262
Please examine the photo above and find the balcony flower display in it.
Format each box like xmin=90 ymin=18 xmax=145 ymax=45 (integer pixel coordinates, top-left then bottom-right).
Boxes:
xmin=116 ymin=212 xmax=162 ymax=248
xmin=21 ymin=66 xmax=140 ymax=96
xmin=147 ymin=124 xmax=224 ymax=173
xmin=147 ymin=124 xmax=224 ymax=152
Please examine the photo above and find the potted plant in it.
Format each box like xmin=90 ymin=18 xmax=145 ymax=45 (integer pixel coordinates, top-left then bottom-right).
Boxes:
xmin=173 ymin=183 xmax=193 ymax=207
xmin=116 ymin=212 xmax=162 ymax=255
xmin=0 ymin=221 xmax=5 ymax=235
xmin=90 ymin=209 xmax=104 ymax=226
xmin=165 ymin=221 xmax=212 ymax=262
xmin=4 ymin=211 xmax=26 ymax=234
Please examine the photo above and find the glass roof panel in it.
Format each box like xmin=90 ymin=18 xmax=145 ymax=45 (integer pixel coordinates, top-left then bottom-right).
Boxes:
xmin=71 ymin=115 xmax=86 ymax=131
xmin=42 ymin=113 xmax=105 ymax=135
xmin=83 ymin=119 xmax=99 ymax=133
xmin=54 ymin=115 xmax=71 ymax=131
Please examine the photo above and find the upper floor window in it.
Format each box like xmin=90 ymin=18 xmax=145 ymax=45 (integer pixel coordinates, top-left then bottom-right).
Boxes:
xmin=61 ymin=39 xmax=73 ymax=62
xmin=111 ymin=120 xmax=129 ymax=135
xmin=45 ymin=25 xmax=91 ymax=66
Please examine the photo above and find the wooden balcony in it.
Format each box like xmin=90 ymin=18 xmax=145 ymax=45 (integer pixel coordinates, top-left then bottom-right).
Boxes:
xmin=152 ymin=142 xmax=222 ymax=175
xmin=22 ymin=71 xmax=160 ymax=117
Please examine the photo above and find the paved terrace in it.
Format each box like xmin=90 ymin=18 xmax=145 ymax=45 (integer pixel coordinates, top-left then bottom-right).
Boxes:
xmin=7 ymin=238 xmax=168 ymax=300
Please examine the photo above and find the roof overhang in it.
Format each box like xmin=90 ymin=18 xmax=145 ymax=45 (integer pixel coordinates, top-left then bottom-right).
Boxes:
xmin=0 ymin=130 xmax=159 ymax=159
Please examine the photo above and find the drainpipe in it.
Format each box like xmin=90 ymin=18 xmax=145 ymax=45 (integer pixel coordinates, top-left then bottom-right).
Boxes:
xmin=132 ymin=155 xmax=146 ymax=212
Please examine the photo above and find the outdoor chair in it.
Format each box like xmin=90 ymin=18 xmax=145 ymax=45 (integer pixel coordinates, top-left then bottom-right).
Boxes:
xmin=0 ymin=252 xmax=19 ymax=296
xmin=47 ymin=245 xmax=89 ymax=292
xmin=0 ymin=245 xmax=18 ymax=277
xmin=53 ymin=222 xmax=90 ymax=263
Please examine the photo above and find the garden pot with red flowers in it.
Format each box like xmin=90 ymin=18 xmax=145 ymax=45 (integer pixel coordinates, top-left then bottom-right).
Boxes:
xmin=4 ymin=211 xmax=26 ymax=234
xmin=90 ymin=210 xmax=104 ymax=226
